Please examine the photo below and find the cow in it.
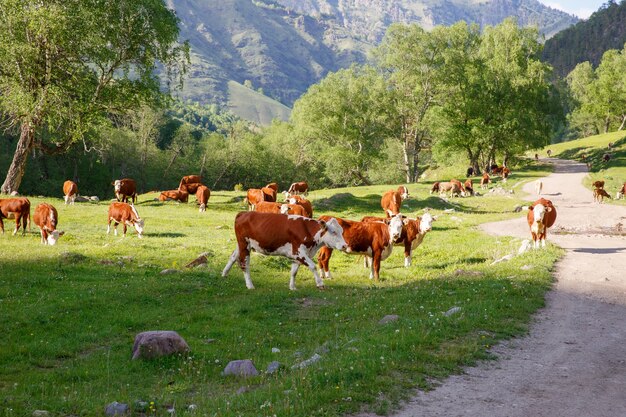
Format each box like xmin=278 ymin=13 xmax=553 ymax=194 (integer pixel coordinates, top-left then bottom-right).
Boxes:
xmin=107 ymin=202 xmax=144 ymax=238
xmin=265 ymin=182 xmax=279 ymax=193
xmin=436 ymin=181 xmax=463 ymax=197
xmin=362 ymin=212 xmax=435 ymax=267
xmin=527 ymin=198 xmax=557 ymax=249
xmin=501 ymin=167 xmax=511 ymax=182
xmin=397 ymin=185 xmax=409 ymax=200
xmin=286 ymin=181 xmax=308 ymax=197
xmin=617 ymin=183 xmax=626 ymax=200
xmin=450 ymin=179 xmax=467 ymax=196
xmin=592 ymin=180 xmax=605 ymax=189
xmin=0 ymin=198 xmax=30 ymax=236
xmin=480 ymin=173 xmax=491 ymax=190
xmin=112 ymin=179 xmax=137 ymax=204
xmin=581 ymin=153 xmax=587 ymax=161
xmin=222 ymin=212 xmax=347 ymax=290
xmin=280 ymin=203 xmax=307 ymax=217
xmin=467 ymin=166 xmax=475 ymax=177
xmin=534 ymin=153 xmax=539 ymax=161
xmin=63 ymin=180 xmax=78 ymax=205
xmin=179 ymin=182 xmax=203 ymax=195
xmin=317 ymin=214 xmax=405 ymax=281
xmin=179 ymin=175 xmax=202 ymax=191
xmin=535 ymin=180 xmax=543 ymax=196
xmin=246 ymin=188 xmax=266 ymax=211
xmin=33 ymin=203 xmax=64 ymax=245
xmin=430 ymin=182 xmax=440 ymax=194
xmin=547 ymin=149 xmax=552 ymax=157
xmin=381 ymin=190 xmax=403 ymax=217
xmin=464 ymin=179 xmax=474 ymax=196
xmin=254 ymin=201 xmax=284 ymax=214
xmin=261 ymin=186 xmax=277 ymax=202
xmin=593 ymin=188 xmax=611 ymax=203
xmin=158 ymin=189 xmax=189 ymax=203
xmin=196 ymin=185 xmax=210 ymax=212
xmin=285 ymin=195 xmax=313 ymax=218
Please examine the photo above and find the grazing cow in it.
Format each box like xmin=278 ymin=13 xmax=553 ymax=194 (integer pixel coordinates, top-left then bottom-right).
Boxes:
xmin=430 ymin=182 xmax=440 ymax=194
xmin=592 ymin=180 xmax=605 ymax=189
xmin=265 ymin=182 xmax=279 ymax=193
xmin=534 ymin=153 xmax=539 ymax=161
xmin=112 ymin=179 xmax=137 ymax=204
xmin=381 ymin=190 xmax=404 ymax=217
xmin=261 ymin=186 xmax=277 ymax=202
xmin=317 ymin=214 xmax=405 ymax=281
xmin=581 ymin=153 xmax=587 ymax=161
xmin=362 ymin=212 xmax=435 ymax=267
xmin=480 ymin=173 xmax=491 ymax=190
xmin=246 ymin=188 xmax=266 ymax=211
xmin=527 ymin=198 xmax=557 ymax=249
xmin=547 ymin=149 xmax=552 ymax=157
xmin=286 ymin=181 xmax=309 ymax=196
xmin=464 ymin=179 xmax=474 ymax=196
xmin=222 ymin=212 xmax=347 ymax=290
xmin=0 ymin=197 xmax=30 ymax=235
xmin=436 ymin=181 xmax=463 ymax=198
xmin=501 ymin=167 xmax=511 ymax=182
xmin=159 ymin=189 xmax=189 ymax=203
xmin=254 ymin=201 xmax=284 ymax=214
xmin=280 ymin=203 xmax=307 ymax=217
xmin=490 ymin=164 xmax=501 ymax=174
xmin=397 ymin=185 xmax=409 ymax=200
xmin=535 ymin=180 xmax=543 ymax=195
xmin=196 ymin=185 xmax=210 ymax=212
xmin=63 ymin=180 xmax=78 ymax=205
xmin=617 ymin=183 xmax=626 ymax=200
xmin=107 ymin=202 xmax=144 ymax=238
xmin=450 ymin=179 xmax=467 ymax=196
xmin=467 ymin=166 xmax=475 ymax=177
xmin=179 ymin=175 xmax=202 ymax=191
xmin=179 ymin=182 xmax=203 ymax=194
xmin=33 ymin=203 xmax=64 ymax=245
xmin=593 ymin=188 xmax=611 ymax=203
xmin=286 ymin=195 xmax=313 ymax=218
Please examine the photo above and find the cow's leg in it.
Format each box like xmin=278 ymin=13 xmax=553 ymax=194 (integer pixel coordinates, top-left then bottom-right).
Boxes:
xmin=114 ymin=221 xmax=119 ymax=236
xmin=404 ymin=241 xmax=412 ymax=267
xmin=0 ymin=219 xmax=4 ymax=233
xmin=371 ymin=253 xmax=381 ymax=281
xmin=12 ymin=216 xmax=20 ymax=236
xmin=40 ymin=229 xmax=46 ymax=244
xmin=289 ymin=261 xmax=300 ymax=290
xmin=317 ymin=247 xmax=333 ymax=279
xmin=301 ymin=255 xmax=324 ymax=289
xmin=64 ymin=195 xmax=69 ymax=205
xmin=222 ymin=247 xmax=239 ymax=277
xmin=242 ymin=254 xmax=253 ymax=289
xmin=122 ymin=222 xmax=127 ymax=237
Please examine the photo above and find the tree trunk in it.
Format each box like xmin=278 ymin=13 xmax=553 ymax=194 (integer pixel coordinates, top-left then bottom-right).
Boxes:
xmin=402 ymin=138 xmax=411 ymax=183
xmin=1 ymin=123 xmax=35 ymax=194
xmin=618 ymin=114 xmax=626 ymax=131
xmin=411 ymin=148 xmax=419 ymax=183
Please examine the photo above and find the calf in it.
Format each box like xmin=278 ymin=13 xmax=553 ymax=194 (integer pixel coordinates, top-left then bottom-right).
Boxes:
xmin=280 ymin=203 xmax=307 ymax=216
xmin=362 ymin=213 xmax=435 ymax=267
xmin=286 ymin=195 xmax=313 ymax=217
xmin=159 ymin=189 xmax=189 ymax=203
xmin=196 ymin=185 xmax=210 ymax=212
xmin=617 ymin=183 xmax=626 ymax=200
xmin=222 ymin=212 xmax=347 ymax=290
xmin=0 ymin=198 xmax=30 ymax=235
xmin=317 ymin=214 xmax=404 ymax=281
xmin=112 ymin=178 xmax=137 ymax=204
xmin=381 ymin=190 xmax=403 ymax=217
xmin=527 ymin=198 xmax=557 ymax=249
xmin=107 ymin=202 xmax=144 ymax=238
xmin=286 ymin=181 xmax=309 ymax=196
xmin=593 ymin=188 xmax=611 ymax=203
xmin=480 ymin=173 xmax=491 ymax=190
xmin=246 ymin=188 xmax=267 ymax=211
xmin=535 ymin=180 xmax=543 ymax=195
xmin=63 ymin=180 xmax=78 ymax=205
xmin=33 ymin=203 xmax=64 ymax=245
xmin=501 ymin=167 xmax=511 ymax=182
xmin=464 ymin=179 xmax=474 ymax=196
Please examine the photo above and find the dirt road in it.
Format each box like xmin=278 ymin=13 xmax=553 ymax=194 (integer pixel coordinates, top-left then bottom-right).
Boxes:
xmin=360 ymin=158 xmax=626 ymax=417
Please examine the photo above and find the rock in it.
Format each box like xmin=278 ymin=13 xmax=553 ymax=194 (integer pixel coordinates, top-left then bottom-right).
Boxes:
xmin=204 ymin=338 xmax=216 ymax=344
xmin=520 ymin=264 xmax=533 ymax=270
xmin=444 ymin=208 xmax=455 ymax=213
xmin=222 ymin=359 xmax=259 ymax=377
xmin=513 ymin=205 xmax=523 ymax=213
xmin=271 ymin=347 xmax=280 ymax=353
xmin=518 ymin=239 xmax=532 ymax=254
xmin=236 ymin=386 xmax=251 ymax=394
xmin=378 ymin=314 xmax=399 ymax=324
xmin=74 ymin=195 xmax=90 ymax=202
xmin=10 ymin=190 xmax=18 ymax=196
xmin=185 ymin=254 xmax=208 ymax=269
xmin=216 ymin=225 xmax=229 ymax=230
xmin=444 ymin=306 xmax=462 ymax=317
xmin=315 ymin=343 xmax=331 ymax=354
xmin=491 ymin=254 xmax=514 ymax=265
xmin=160 ymin=269 xmax=180 ymax=275
xmin=453 ymin=269 xmax=484 ymax=276
xmin=134 ymin=401 xmax=149 ymax=412
xmin=105 ymin=402 xmax=129 ymax=416
xmin=266 ymin=361 xmax=282 ymax=374
xmin=188 ymin=404 xmax=198 ymax=411
xmin=89 ymin=196 xmax=100 ymax=202
xmin=291 ymin=353 xmax=322 ymax=369
xmin=32 ymin=411 xmax=50 ymax=417
xmin=132 ymin=331 xmax=190 ymax=360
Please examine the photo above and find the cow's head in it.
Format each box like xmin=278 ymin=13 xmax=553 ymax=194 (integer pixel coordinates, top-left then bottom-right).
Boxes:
xmin=318 ymin=218 xmax=348 ymax=252
xmin=280 ymin=204 xmax=290 ymax=214
xmin=529 ymin=204 xmax=551 ymax=234
xmin=388 ymin=214 xmax=404 ymax=242
xmin=46 ymin=230 xmax=65 ymax=245
xmin=399 ymin=186 xmax=409 ymax=200
xmin=134 ymin=218 xmax=145 ymax=238
xmin=113 ymin=180 xmax=122 ymax=192
xmin=419 ymin=212 xmax=435 ymax=233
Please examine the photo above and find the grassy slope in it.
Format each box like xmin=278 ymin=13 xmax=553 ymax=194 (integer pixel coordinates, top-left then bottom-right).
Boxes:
xmin=0 ymin=169 xmax=559 ymax=416
xmin=538 ymin=131 xmax=626 ymax=204
xmin=227 ymin=81 xmax=292 ymax=126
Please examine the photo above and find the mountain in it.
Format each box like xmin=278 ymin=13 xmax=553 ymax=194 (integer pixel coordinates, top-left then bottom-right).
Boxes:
xmin=542 ymin=1 xmax=626 ymax=78
xmin=168 ymin=0 xmax=578 ymax=124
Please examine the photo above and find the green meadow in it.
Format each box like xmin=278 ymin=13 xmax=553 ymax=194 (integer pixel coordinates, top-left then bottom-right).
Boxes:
xmin=0 ymin=167 xmax=561 ymax=416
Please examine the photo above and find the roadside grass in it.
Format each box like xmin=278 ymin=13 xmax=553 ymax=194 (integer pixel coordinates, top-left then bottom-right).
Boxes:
xmin=538 ymin=131 xmax=626 ymax=204
xmin=0 ymin=171 xmax=560 ymax=416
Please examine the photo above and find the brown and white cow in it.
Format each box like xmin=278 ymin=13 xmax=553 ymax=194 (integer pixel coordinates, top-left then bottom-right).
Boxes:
xmin=280 ymin=203 xmax=307 ymax=217
xmin=381 ymin=190 xmax=403 ymax=217
xmin=464 ymin=179 xmax=474 ymax=196
xmin=196 ymin=185 xmax=210 ymax=212
xmin=179 ymin=182 xmax=203 ymax=195
xmin=285 ymin=195 xmax=313 ymax=218
xmin=480 ymin=173 xmax=491 ymax=190
xmin=222 ymin=212 xmax=347 ymax=290
xmin=33 ymin=203 xmax=64 ymax=245
xmin=0 ymin=198 xmax=30 ymax=235
xmin=617 ymin=183 xmax=626 ymax=200
xmin=246 ymin=188 xmax=266 ymax=211
xmin=286 ymin=181 xmax=309 ymax=197
xmin=179 ymin=175 xmax=202 ymax=191
xmin=593 ymin=188 xmax=611 ymax=203
xmin=317 ymin=214 xmax=405 ymax=281
xmin=254 ymin=201 xmax=284 ymax=214
xmin=592 ymin=180 xmax=605 ymax=189
xmin=362 ymin=212 xmax=435 ymax=267
xmin=527 ymin=198 xmax=557 ymax=249
xmin=107 ymin=202 xmax=144 ymax=238
xmin=265 ymin=182 xmax=279 ymax=194
xmin=63 ymin=180 xmax=78 ymax=205
xmin=397 ymin=185 xmax=409 ymax=200
xmin=261 ymin=186 xmax=277 ymax=202
xmin=435 ymin=181 xmax=463 ymax=198
xmin=449 ymin=179 xmax=467 ymax=196
xmin=112 ymin=178 xmax=137 ymax=204
xmin=159 ymin=189 xmax=189 ymax=203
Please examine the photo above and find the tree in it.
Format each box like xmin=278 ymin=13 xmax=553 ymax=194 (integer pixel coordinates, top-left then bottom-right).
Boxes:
xmin=0 ymin=0 xmax=189 ymax=193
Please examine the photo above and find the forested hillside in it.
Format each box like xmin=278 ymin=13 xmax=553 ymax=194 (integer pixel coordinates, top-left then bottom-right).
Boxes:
xmin=543 ymin=0 xmax=626 ymax=77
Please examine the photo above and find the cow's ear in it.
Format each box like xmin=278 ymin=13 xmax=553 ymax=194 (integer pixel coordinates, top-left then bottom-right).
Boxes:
xmin=383 ymin=219 xmax=391 ymax=225
xmin=402 ymin=218 xmax=410 ymax=225
xmin=528 ymin=206 xmax=534 ymax=211
xmin=546 ymin=207 xmax=552 ymax=212
xmin=59 ymin=231 xmax=65 ymax=236
xmin=319 ymin=220 xmax=327 ymax=231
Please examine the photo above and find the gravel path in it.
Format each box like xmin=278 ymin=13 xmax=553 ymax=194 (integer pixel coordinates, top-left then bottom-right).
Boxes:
xmin=358 ymin=158 xmax=626 ymax=417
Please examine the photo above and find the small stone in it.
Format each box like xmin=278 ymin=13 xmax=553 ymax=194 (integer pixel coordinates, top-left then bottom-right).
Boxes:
xmin=216 ymin=225 xmax=229 ymax=230
xmin=315 ymin=343 xmax=330 ymax=354
xmin=185 ymin=254 xmax=208 ymax=269
xmin=166 ymin=407 xmax=175 ymax=414
xmin=291 ymin=353 xmax=322 ymax=369
xmin=134 ymin=401 xmax=148 ymax=412
xmin=378 ymin=314 xmax=399 ymax=325
xmin=491 ymin=254 xmax=514 ymax=265
xmin=32 ymin=411 xmax=50 ymax=417
xmin=271 ymin=347 xmax=280 ymax=353
xmin=266 ymin=361 xmax=282 ymax=374
xmin=90 ymin=196 xmax=100 ymax=202
xmin=160 ymin=269 xmax=180 ymax=275
xmin=513 ymin=205 xmax=523 ymax=213
xmin=521 ymin=265 xmax=533 ymax=270
xmin=132 ymin=331 xmax=190 ymax=360
xmin=188 ymin=404 xmax=198 ymax=411
xmin=10 ymin=190 xmax=19 ymax=196
xmin=105 ymin=401 xmax=129 ymax=416
xmin=444 ymin=307 xmax=462 ymax=317
xmin=453 ymin=269 xmax=483 ymax=276
xmin=518 ymin=239 xmax=532 ymax=254
xmin=223 ymin=359 xmax=259 ymax=377
xmin=204 ymin=338 xmax=216 ymax=344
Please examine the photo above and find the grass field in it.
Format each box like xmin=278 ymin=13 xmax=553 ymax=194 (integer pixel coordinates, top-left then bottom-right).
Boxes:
xmin=0 ymin=168 xmax=560 ymax=416
xmin=538 ymin=131 xmax=626 ymax=203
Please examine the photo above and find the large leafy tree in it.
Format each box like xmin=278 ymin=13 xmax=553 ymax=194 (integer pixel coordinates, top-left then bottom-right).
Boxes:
xmin=0 ymin=0 xmax=188 ymax=193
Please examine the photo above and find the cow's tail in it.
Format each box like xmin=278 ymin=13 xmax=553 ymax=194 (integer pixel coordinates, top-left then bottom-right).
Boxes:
xmin=25 ymin=209 xmax=31 ymax=232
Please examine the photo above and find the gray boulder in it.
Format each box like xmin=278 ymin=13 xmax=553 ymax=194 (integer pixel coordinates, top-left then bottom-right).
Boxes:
xmin=132 ymin=331 xmax=190 ymax=360
xmin=378 ymin=314 xmax=399 ymax=325
xmin=105 ymin=402 xmax=129 ymax=416
xmin=266 ymin=361 xmax=283 ymax=374
xmin=32 ymin=411 xmax=50 ymax=417
xmin=291 ymin=353 xmax=322 ymax=370
xmin=222 ymin=359 xmax=259 ymax=377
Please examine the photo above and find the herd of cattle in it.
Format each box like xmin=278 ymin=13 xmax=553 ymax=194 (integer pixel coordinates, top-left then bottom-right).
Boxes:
xmin=1 ymin=166 xmax=623 ymax=288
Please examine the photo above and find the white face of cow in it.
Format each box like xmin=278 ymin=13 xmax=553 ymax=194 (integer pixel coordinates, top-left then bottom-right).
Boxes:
xmin=280 ymin=204 xmax=290 ymax=214
xmin=134 ymin=218 xmax=145 ymax=238
xmin=531 ymin=204 xmax=546 ymax=234
xmin=46 ymin=230 xmax=64 ymax=245
xmin=419 ymin=213 xmax=434 ymax=233
xmin=399 ymin=186 xmax=409 ymax=200
xmin=114 ymin=180 xmax=121 ymax=192
xmin=319 ymin=218 xmax=348 ymax=251
xmin=287 ymin=197 xmax=297 ymax=205
xmin=388 ymin=214 xmax=404 ymax=242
